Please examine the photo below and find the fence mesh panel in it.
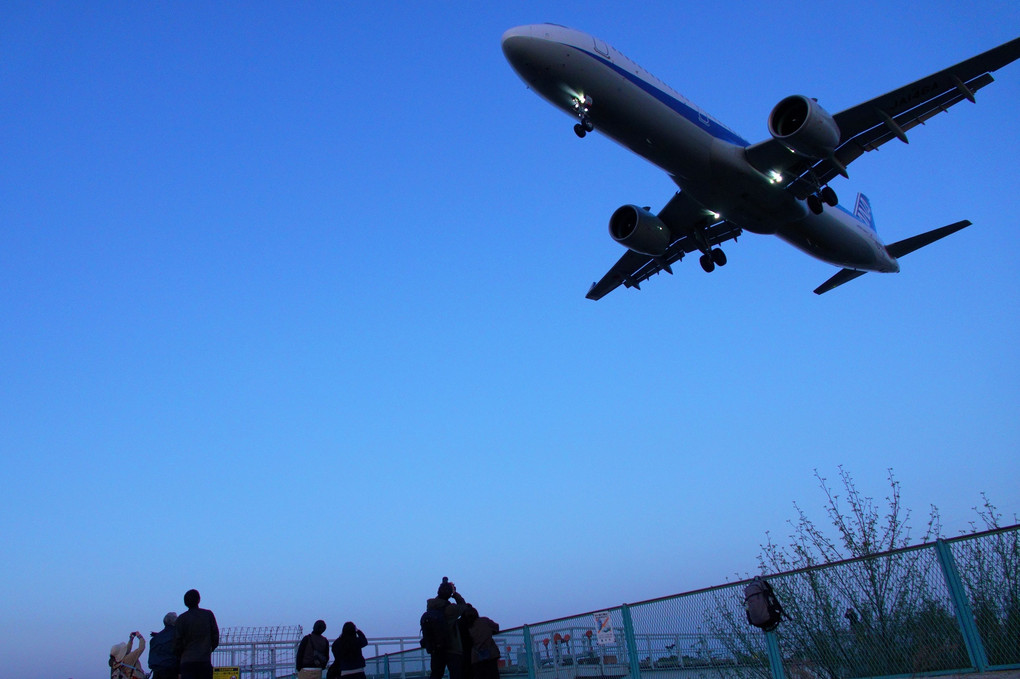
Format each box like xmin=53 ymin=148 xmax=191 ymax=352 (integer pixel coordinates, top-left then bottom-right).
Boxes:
xmin=949 ymin=527 xmax=1020 ymax=667
xmin=765 ymin=544 xmax=968 ymax=678
xmin=528 ymin=610 xmax=631 ymax=678
xmin=633 ymin=584 xmax=771 ymax=679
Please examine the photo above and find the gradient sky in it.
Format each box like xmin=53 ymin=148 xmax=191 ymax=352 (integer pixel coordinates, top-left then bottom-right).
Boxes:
xmin=2 ymin=2 xmax=1018 ymax=678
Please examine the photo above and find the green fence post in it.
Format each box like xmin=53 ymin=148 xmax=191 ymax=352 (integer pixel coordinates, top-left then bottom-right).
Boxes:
xmin=523 ymin=625 xmax=536 ymax=679
xmin=764 ymin=630 xmax=786 ymax=679
xmin=620 ymin=605 xmax=642 ymax=679
xmin=384 ymin=654 xmax=391 ymax=679
xmin=935 ymin=539 xmax=989 ymax=672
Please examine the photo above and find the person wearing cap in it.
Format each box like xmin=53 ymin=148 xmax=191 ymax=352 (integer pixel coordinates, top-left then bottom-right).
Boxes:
xmin=148 ymin=612 xmax=179 ymax=679
xmin=426 ymin=579 xmax=469 ymax=679
xmin=109 ymin=631 xmax=147 ymax=679
xmin=297 ymin=619 xmax=330 ymax=679
xmin=174 ymin=589 xmax=219 ymax=679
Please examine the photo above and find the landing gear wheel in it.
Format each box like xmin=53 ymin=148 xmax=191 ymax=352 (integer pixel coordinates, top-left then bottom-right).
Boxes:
xmin=807 ymin=193 xmax=823 ymax=215
xmin=699 ymin=253 xmax=716 ymax=273
xmin=821 ymin=186 xmax=838 ymax=206
xmin=711 ymin=248 xmax=727 ymax=267
xmin=572 ymin=95 xmax=594 ymax=138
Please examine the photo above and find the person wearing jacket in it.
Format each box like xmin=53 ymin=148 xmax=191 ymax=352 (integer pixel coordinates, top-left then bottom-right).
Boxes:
xmin=297 ymin=619 xmax=330 ymax=678
xmin=462 ymin=606 xmax=501 ymax=679
xmin=426 ymin=579 xmax=469 ymax=679
xmin=148 ymin=612 xmax=179 ymax=679
xmin=174 ymin=589 xmax=219 ymax=679
xmin=327 ymin=621 xmax=368 ymax=679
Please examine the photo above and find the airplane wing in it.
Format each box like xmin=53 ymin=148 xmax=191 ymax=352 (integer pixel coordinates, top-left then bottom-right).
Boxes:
xmin=746 ymin=37 xmax=1020 ymax=198
xmin=586 ymin=191 xmax=742 ymax=300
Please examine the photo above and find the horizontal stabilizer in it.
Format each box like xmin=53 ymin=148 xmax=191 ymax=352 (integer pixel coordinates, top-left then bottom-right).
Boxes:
xmin=814 ymin=219 xmax=973 ymax=294
xmin=814 ymin=268 xmax=867 ymax=294
xmin=885 ymin=220 xmax=972 ymax=258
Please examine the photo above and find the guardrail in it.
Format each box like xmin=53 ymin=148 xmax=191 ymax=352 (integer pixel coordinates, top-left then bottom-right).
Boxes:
xmin=216 ymin=525 xmax=1020 ymax=679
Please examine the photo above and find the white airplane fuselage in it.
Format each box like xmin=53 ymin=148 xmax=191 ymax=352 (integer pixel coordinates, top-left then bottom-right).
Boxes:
xmin=502 ymin=24 xmax=900 ymax=273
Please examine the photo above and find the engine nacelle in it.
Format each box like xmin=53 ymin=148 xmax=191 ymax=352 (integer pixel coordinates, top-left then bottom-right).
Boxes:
xmin=609 ymin=205 xmax=671 ymax=256
xmin=768 ymin=95 xmax=840 ymax=159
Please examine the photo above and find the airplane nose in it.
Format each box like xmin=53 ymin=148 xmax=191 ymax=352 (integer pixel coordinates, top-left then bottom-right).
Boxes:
xmin=501 ymin=25 xmax=533 ymax=66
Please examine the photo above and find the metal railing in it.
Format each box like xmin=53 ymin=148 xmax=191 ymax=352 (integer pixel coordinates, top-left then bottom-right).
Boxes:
xmin=213 ymin=626 xmax=304 ymax=679
xmin=216 ymin=525 xmax=1020 ymax=679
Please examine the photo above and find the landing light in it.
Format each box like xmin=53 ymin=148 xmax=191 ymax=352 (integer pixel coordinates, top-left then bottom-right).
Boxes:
xmin=571 ymin=93 xmax=591 ymax=112
xmin=769 ymin=170 xmax=783 ymax=184
xmin=560 ymin=84 xmax=583 ymax=102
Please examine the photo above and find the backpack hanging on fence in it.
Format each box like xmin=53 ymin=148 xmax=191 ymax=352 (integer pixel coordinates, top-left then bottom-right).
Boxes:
xmin=744 ymin=576 xmax=784 ymax=631
xmin=420 ymin=606 xmax=449 ymax=654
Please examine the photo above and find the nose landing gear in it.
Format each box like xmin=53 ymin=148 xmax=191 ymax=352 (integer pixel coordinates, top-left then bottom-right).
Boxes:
xmin=572 ymin=95 xmax=594 ymax=137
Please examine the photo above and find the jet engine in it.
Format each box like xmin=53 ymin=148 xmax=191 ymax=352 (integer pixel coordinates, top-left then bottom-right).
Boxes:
xmin=767 ymin=95 xmax=840 ymax=159
xmin=609 ymin=205 xmax=671 ymax=256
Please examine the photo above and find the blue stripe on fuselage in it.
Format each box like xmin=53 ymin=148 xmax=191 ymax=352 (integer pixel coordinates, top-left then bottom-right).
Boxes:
xmin=573 ymin=44 xmax=750 ymax=147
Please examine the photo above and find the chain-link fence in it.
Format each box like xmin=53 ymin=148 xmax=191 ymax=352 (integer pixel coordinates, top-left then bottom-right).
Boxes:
xmin=219 ymin=525 xmax=1020 ymax=679
xmin=376 ymin=526 xmax=1018 ymax=679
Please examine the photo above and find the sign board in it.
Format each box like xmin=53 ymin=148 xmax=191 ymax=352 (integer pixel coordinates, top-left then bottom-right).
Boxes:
xmin=213 ymin=669 xmax=239 ymax=679
xmin=593 ymin=610 xmax=615 ymax=645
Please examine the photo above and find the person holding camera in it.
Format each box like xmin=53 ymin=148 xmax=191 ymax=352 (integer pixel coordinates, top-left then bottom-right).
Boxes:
xmin=425 ymin=577 xmax=469 ymax=679
xmin=109 ymin=631 xmax=147 ymax=679
xmin=327 ymin=621 xmax=368 ymax=679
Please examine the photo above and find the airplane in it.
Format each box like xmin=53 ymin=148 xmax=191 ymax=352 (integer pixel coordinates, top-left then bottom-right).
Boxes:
xmin=501 ymin=24 xmax=1020 ymax=299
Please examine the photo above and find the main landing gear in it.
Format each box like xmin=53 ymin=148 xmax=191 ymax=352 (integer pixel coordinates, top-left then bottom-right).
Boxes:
xmin=572 ymin=95 xmax=594 ymax=137
xmin=807 ymin=186 xmax=838 ymax=215
xmin=693 ymin=223 xmax=727 ymax=273
xmin=699 ymin=247 xmax=727 ymax=273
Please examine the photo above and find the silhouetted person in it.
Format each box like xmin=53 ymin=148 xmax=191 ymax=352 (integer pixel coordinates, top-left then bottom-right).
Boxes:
xmin=426 ymin=578 xmax=469 ymax=679
xmin=148 ymin=612 xmax=179 ymax=679
xmin=457 ymin=614 xmax=474 ymax=679
xmin=327 ymin=621 xmax=368 ymax=679
xmin=297 ymin=619 xmax=330 ymax=679
xmin=462 ymin=606 xmax=501 ymax=679
xmin=174 ymin=589 xmax=219 ymax=679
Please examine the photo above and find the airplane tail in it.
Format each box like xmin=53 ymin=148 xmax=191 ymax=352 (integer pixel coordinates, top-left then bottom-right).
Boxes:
xmin=853 ymin=193 xmax=877 ymax=233
xmin=814 ymin=219 xmax=972 ymax=294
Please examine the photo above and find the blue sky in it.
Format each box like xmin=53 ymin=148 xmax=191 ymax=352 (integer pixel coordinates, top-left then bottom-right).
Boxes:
xmin=1 ymin=2 xmax=1018 ymax=677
